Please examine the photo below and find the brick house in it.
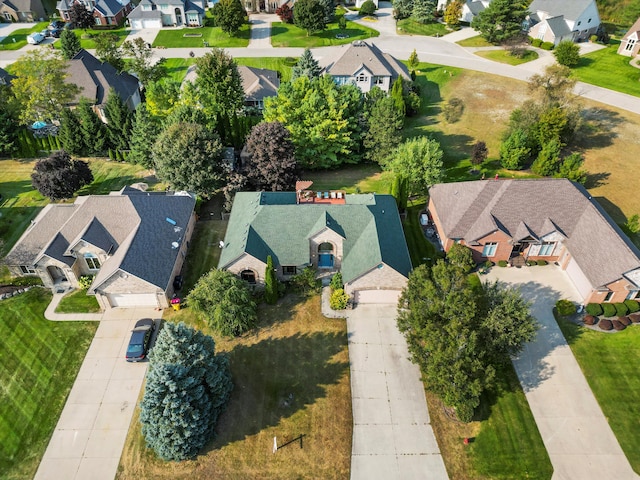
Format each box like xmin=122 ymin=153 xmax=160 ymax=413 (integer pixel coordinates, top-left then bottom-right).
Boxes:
xmin=0 ymin=0 xmax=46 ymax=22
xmin=428 ymin=178 xmax=640 ymax=304
xmin=218 ymin=184 xmax=413 ymax=304
xmin=57 ymin=0 xmax=133 ymax=26
xmin=5 ymin=186 xmax=196 ymax=309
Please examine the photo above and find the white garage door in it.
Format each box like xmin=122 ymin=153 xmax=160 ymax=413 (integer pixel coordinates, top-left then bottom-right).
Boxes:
xmin=108 ymin=293 xmax=159 ymax=308
xmin=354 ymin=290 xmax=401 ymax=304
xmin=131 ymin=18 xmax=162 ymax=29
xmin=565 ymin=258 xmax=591 ymax=302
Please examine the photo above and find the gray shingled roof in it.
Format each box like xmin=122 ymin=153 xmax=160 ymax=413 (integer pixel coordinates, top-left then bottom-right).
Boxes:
xmin=238 ymin=66 xmax=280 ymax=103
xmin=545 ymin=15 xmax=572 ymax=37
xmin=219 ymin=192 xmax=412 ymax=284
xmin=529 ymin=0 xmax=594 ymax=23
xmin=66 ymin=49 xmax=139 ymax=106
xmin=429 ymin=179 xmax=640 ymax=289
xmin=322 ymin=41 xmax=410 ymax=81
xmin=127 ymin=5 xmax=161 ymax=19
xmin=621 ymin=16 xmax=640 ymax=41
xmin=0 ymin=67 xmax=15 ymax=85
xmin=95 ymin=0 xmax=128 ymax=16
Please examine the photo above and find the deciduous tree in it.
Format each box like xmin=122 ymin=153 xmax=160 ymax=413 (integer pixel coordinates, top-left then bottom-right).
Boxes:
xmin=553 ymin=40 xmax=581 ymax=67
xmin=59 ymin=29 xmax=81 ymax=60
xmin=243 ymin=121 xmax=298 ymax=191
xmin=69 ymin=2 xmax=94 ymax=30
xmin=121 ymin=37 xmax=166 ymax=84
xmin=388 ymin=136 xmax=444 ymax=197
xmin=294 ymin=0 xmax=326 ymax=35
xmin=187 ymin=268 xmax=258 ymax=336
xmin=471 ymin=140 xmax=488 ymax=165
xmin=145 ymin=78 xmax=181 ymax=118
xmin=152 ymin=122 xmax=226 ymax=197
xmin=212 ymin=0 xmax=246 ymax=35
xmin=94 ymin=33 xmax=124 ymax=71
xmin=471 ymin=0 xmax=529 ymax=45
xmin=444 ymin=0 xmax=462 ymax=27
xmin=139 ymin=322 xmax=232 ymax=461
xmin=194 ymin=49 xmax=244 ymax=117
xmin=276 ymin=3 xmax=293 ymax=23
xmin=31 ymin=150 xmax=93 ymax=200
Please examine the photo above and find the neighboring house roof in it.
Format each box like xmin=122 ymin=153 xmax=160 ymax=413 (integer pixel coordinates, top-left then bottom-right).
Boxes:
xmin=429 ymin=178 xmax=640 ymax=289
xmin=95 ymin=0 xmax=128 ymax=16
xmin=126 ymin=6 xmax=161 ymax=19
xmin=65 ymin=49 xmax=139 ymax=107
xmin=238 ymin=66 xmax=280 ymax=103
xmin=322 ymin=41 xmax=410 ymax=81
xmin=467 ymin=0 xmax=486 ymax=15
xmin=219 ymin=192 xmax=412 ymax=284
xmin=2 ymin=0 xmax=41 ymax=13
xmin=184 ymin=0 xmax=203 ymax=13
xmin=529 ymin=0 xmax=594 ymax=23
xmin=545 ymin=15 xmax=572 ymax=37
xmin=621 ymin=16 xmax=640 ymax=42
xmin=5 ymin=189 xmax=195 ymax=292
xmin=0 ymin=67 xmax=15 ymax=85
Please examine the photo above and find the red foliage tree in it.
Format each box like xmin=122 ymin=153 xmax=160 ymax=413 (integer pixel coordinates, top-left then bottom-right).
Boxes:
xmin=276 ymin=4 xmax=293 ymax=23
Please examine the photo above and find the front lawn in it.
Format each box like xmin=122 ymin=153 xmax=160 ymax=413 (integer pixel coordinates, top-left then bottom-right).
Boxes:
xmin=180 ymin=218 xmax=228 ymax=294
xmin=153 ymin=25 xmax=250 ymax=48
xmin=556 ymin=316 xmax=640 ymax=473
xmin=270 ymin=20 xmax=378 ymax=48
xmin=55 ymin=288 xmax=101 ymax=313
xmin=457 ymin=35 xmax=493 ymax=47
xmin=0 ymin=22 xmax=49 ymax=50
xmin=397 ymin=19 xmax=449 ymax=36
xmin=118 ymin=294 xmax=352 ymax=479
xmin=0 ymin=288 xmax=98 ymax=479
xmin=162 ymin=57 xmax=195 ymax=83
xmin=306 ymin=163 xmax=392 ymax=193
xmin=572 ymin=41 xmax=640 ymax=98
xmin=474 ymin=48 xmax=539 ymax=65
xmin=73 ymin=27 xmax=129 ymax=49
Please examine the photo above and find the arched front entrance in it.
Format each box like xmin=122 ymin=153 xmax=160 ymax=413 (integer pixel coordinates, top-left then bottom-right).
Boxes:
xmin=318 ymin=242 xmax=334 ymax=269
xmin=47 ymin=265 xmax=67 ymax=284
xmin=240 ymin=269 xmax=256 ymax=284
xmin=174 ymin=7 xmax=182 ymax=25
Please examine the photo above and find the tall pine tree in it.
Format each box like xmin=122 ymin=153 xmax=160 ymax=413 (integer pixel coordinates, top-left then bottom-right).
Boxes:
xmin=264 ymin=255 xmax=278 ymax=305
xmin=76 ymin=99 xmax=108 ymax=155
xmin=58 ymin=108 xmax=85 ymax=155
xmin=128 ymin=103 xmax=159 ymax=167
xmin=291 ymin=48 xmax=322 ymax=81
xmin=103 ymin=89 xmax=133 ymax=152
xmin=59 ymin=29 xmax=81 ymax=60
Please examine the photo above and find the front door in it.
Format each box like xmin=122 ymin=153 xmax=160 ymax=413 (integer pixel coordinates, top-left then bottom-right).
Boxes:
xmin=47 ymin=265 xmax=67 ymax=283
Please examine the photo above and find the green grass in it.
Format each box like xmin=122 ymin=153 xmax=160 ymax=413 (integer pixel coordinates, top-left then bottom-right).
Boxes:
xmin=180 ymin=219 xmax=228 ymax=294
xmin=572 ymin=41 xmax=640 ymax=98
xmin=457 ymin=35 xmax=493 ymax=47
xmin=474 ymin=49 xmax=539 ymax=65
xmin=403 ymin=203 xmax=443 ymax=268
xmin=55 ymin=288 xmax=101 ymax=313
xmin=162 ymin=58 xmax=196 ymax=83
xmin=234 ymin=57 xmax=296 ymax=83
xmin=73 ymin=27 xmax=129 ymax=49
xmin=270 ymin=20 xmax=378 ymax=48
xmin=0 ymin=22 xmax=49 ymax=50
xmin=0 ymin=288 xmax=98 ymax=479
xmin=153 ymin=25 xmax=250 ymax=48
xmin=396 ymin=19 xmax=449 ymax=36
xmin=306 ymin=164 xmax=392 ymax=193
xmin=556 ymin=316 xmax=640 ymax=473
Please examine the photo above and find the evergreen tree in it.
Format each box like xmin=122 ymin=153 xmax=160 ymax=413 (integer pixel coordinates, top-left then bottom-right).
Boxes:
xmin=291 ymin=48 xmax=322 ymax=81
xmin=59 ymin=29 xmax=81 ymax=60
xmin=294 ymin=0 xmax=327 ymax=35
xmin=129 ymin=104 xmax=159 ymax=167
xmin=390 ymin=77 xmax=406 ymax=116
xmin=390 ymin=174 xmax=408 ymax=210
xmin=103 ymin=89 xmax=133 ymax=152
xmin=264 ymin=255 xmax=278 ymax=305
xmin=393 ymin=0 xmax=414 ymax=19
xmin=471 ymin=0 xmax=529 ymax=45
xmin=76 ymin=99 xmax=108 ymax=154
xmin=408 ymin=49 xmax=420 ymax=71
xmin=57 ymin=108 xmax=85 ymax=156
xmin=140 ymin=322 xmax=232 ymax=461
xmin=531 ymin=138 xmax=562 ymax=176
xmin=499 ymin=128 xmax=530 ymax=170
xmin=412 ymin=0 xmax=435 ymax=24
xmin=363 ymin=96 xmax=404 ymax=166
xmin=0 ymin=109 xmax=17 ymax=157
xmin=319 ymin=0 xmax=335 ymax=24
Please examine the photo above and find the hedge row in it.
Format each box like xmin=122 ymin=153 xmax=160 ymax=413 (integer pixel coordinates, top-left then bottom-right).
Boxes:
xmin=586 ymin=300 xmax=639 ymax=318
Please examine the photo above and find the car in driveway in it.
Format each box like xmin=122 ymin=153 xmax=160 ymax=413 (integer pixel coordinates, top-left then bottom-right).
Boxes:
xmin=125 ymin=318 xmax=155 ymax=362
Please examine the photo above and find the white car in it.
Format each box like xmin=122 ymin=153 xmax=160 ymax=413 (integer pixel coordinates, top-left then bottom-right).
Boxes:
xmin=27 ymin=32 xmax=45 ymax=45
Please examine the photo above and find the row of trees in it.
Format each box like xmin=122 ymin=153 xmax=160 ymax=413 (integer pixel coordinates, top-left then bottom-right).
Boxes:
xmin=393 ymin=0 xmax=437 ymax=23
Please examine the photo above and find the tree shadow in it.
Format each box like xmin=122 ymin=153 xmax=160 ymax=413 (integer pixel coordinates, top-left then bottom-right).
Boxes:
xmin=206 ymin=330 xmax=349 ymax=450
xmin=80 ymin=174 xmax=140 ymax=195
xmin=576 ymin=107 xmax=623 ymax=149
xmin=593 ymin=195 xmax=628 ymax=225
xmin=584 ymin=171 xmax=610 ymax=189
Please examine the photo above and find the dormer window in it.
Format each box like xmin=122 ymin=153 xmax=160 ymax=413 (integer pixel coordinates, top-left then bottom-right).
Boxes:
xmin=84 ymin=253 xmax=101 ymax=270
xmin=356 ymin=74 xmax=367 ymax=82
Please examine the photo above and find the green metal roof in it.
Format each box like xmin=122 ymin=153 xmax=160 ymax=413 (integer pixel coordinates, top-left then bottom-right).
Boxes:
xmin=219 ymin=192 xmax=412 ymax=283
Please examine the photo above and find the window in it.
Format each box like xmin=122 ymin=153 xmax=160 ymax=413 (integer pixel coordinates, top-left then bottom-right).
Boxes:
xmin=94 ymin=16 xmax=101 ymax=24
xmin=604 ymin=291 xmax=614 ymax=302
xmin=240 ymin=270 xmax=256 ymax=284
xmin=373 ymin=76 xmax=384 ymax=85
xmin=626 ymin=38 xmax=636 ymax=51
xmin=539 ymin=242 xmax=556 ymax=256
xmin=20 ymin=265 xmax=36 ymax=274
xmin=577 ymin=21 xmax=581 ymax=26
xmin=84 ymin=253 xmax=101 ymax=270
xmin=282 ymin=266 xmax=297 ymax=276
xmin=482 ymin=242 xmax=497 ymax=257
xmin=627 ymin=290 xmax=640 ymax=300
xmin=356 ymin=74 xmax=367 ymax=82
xmin=588 ymin=18 xmax=591 ymax=23
xmin=3 ymin=12 xmax=12 ymax=20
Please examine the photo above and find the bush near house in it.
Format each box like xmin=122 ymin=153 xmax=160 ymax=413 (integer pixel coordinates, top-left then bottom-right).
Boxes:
xmin=530 ymin=38 xmax=542 ymax=47
xmin=631 ymin=314 xmax=640 ymax=323
xmin=623 ymin=299 xmax=639 ymax=313
xmin=540 ymin=41 xmax=554 ymax=50
xmin=537 ymin=259 xmax=548 ymax=265
xmin=614 ymin=302 xmax=629 ymax=317
xmin=497 ymin=260 xmax=508 ymax=267
xmin=556 ymin=299 xmax=576 ymax=317
xmin=586 ymin=303 xmax=604 ymax=316
xmin=330 ymin=288 xmax=349 ymax=310
xmin=602 ymin=303 xmax=617 ymax=317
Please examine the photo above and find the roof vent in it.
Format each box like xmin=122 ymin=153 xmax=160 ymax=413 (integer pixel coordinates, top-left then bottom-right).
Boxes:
xmin=171 ymin=242 xmax=179 ymax=249
xmin=166 ymin=217 xmax=177 ymax=225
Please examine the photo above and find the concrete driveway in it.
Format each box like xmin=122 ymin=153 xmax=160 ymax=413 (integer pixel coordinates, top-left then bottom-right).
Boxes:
xmin=347 ymin=303 xmax=448 ymax=480
xmin=34 ymin=311 xmax=158 ymax=480
xmin=484 ymin=265 xmax=639 ymax=480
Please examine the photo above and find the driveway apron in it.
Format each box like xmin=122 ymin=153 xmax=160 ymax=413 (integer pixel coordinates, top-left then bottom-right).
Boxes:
xmin=347 ymin=303 xmax=448 ymax=480
xmin=485 ymin=266 xmax=639 ymax=480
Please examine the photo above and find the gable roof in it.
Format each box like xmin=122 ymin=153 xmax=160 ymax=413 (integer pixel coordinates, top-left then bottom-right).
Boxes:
xmin=219 ymin=192 xmax=412 ymax=284
xmin=2 ymin=0 xmax=41 ymax=13
xmin=237 ymin=65 xmax=280 ymax=103
xmin=529 ymin=0 xmax=594 ymax=23
xmin=94 ymin=0 xmax=128 ymax=16
xmin=0 ymin=67 xmax=15 ymax=85
xmin=621 ymin=16 xmax=640 ymax=41
xmin=5 ymin=189 xmax=195 ymax=291
xmin=545 ymin=15 xmax=572 ymax=37
xmin=66 ymin=49 xmax=139 ymax=106
xmin=429 ymin=178 xmax=640 ymax=289
xmin=322 ymin=41 xmax=410 ymax=81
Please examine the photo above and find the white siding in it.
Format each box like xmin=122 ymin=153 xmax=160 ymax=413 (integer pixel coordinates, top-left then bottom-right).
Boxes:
xmin=565 ymin=258 xmax=591 ymax=302
xmin=108 ymin=293 xmax=159 ymax=307
xmin=354 ymin=289 xmax=401 ymax=304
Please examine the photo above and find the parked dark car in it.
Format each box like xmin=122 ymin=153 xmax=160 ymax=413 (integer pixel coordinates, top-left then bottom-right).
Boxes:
xmin=173 ymin=275 xmax=184 ymax=291
xmin=125 ymin=318 xmax=155 ymax=362
xmin=49 ymin=28 xmax=62 ymax=38
xmin=49 ymin=20 xmax=65 ymax=29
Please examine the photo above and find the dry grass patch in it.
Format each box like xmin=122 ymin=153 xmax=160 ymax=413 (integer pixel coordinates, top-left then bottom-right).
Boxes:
xmin=118 ymin=295 xmax=352 ymax=480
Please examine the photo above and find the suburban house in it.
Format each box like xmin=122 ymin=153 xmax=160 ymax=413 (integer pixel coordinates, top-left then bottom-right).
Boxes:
xmin=182 ymin=65 xmax=280 ymax=111
xmin=436 ymin=0 xmax=491 ymax=23
xmin=428 ymin=178 xmax=640 ymax=304
xmin=127 ymin=0 xmax=205 ymax=29
xmin=321 ymin=41 xmax=411 ymax=93
xmin=242 ymin=0 xmax=279 ymax=14
xmin=0 ymin=0 xmax=46 ymax=22
xmin=617 ymin=16 xmax=640 ymax=57
xmin=0 ymin=67 xmax=15 ymax=85
xmin=526 ymin=0 xmax=601 ymax=45
xmin=218 ymin=183 xmax=413 ymax=304
xmin=57 ymin=0 xmax=133 ymax=26
xmin=65 ymin=49 xmax=141 ymax=122
xmin=5 ymin=187 xmax=196 ymax=309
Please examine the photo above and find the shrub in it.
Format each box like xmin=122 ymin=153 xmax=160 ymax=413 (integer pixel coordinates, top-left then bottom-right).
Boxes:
xmin=78 ymin=275 xmax=94 ymax=289
xmin=583 ymin=315 xmax=598 ymax=325
xmin=618 ymin=316 xmax=631 ymax=326
xmin=614 ymin=302 xmax=629 ymax=316
xmin=443 ymin=97 xmax=464 ymax=123
xmin=330 ymin=272 xmax=343 ymax=292
xmin=498 ymin=260 xmax=508 ymax=267
xmin=541 ymin=41 xmax=554 ymax=50
xmin=585 ymin=303 xmax=603 ymax=316
xmin=8 ymin=276 xmax=43 ymax=287
xmin=290 ymin=266 xmax=321 ymax=295
xmin=623 ymin=299 xmax=640 ymax=313
xmin=264 ymin=255 xmax=278 ymax=305
xmin=589 ymin=34 xmax=597 ymax=42
xmin=630 ymin=313 xmax=640 ymax=323
xmin=526 ymin=260 xmax=537 ymax=266
xmin=599 ymin=318 xmax=613 ymax=331
xmin=556 ymin=299 xmax=576 ymax=317
xmin=531 ymin=38 xmax=542 ymax=47
xmin=359 ymin=0 xmax=377 ymax=15
xmin=612 ymin=319 xmax=626 ymax=331
xmin=330 ymin=288 xmax=349 ymax=310
xmin=602 ymin=303 xmax=616 ymax=317
xmin=537 ymin=259 xmax=548 ymax=266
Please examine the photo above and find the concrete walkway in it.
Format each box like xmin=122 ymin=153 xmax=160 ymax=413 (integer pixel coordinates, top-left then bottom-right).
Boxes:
xmin=346 ymin=1 xmax=397 ymax=37
xmin=347 ymin=303 xmax=448 ymax=480
xmin=484 ymin=265 xmax=639 ymax=480
xmin=123 ymin=27 xmax=160 ymax=46
xmin=248 ymin=13 xmax=273 ymax=48
xmin=35 ymin=296 xmax=160 ymax=480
